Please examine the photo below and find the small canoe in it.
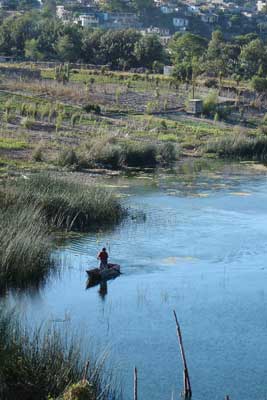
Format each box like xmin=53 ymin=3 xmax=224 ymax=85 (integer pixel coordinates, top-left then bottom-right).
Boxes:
xmin=86 ymin=263 xmax=121 ymax=281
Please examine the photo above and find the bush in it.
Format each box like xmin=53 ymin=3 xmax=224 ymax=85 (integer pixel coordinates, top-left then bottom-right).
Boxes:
xmin=21 ymin=116 xmax=35 ymax=129
xmin=203 ymin=91 xmax=218 ymax=116
xmin=124 ymin=143 xmax=157 ymax=167
xmin=58 ymin=149 xmax=78 ymax=168
xmin=204 ymin=78 xmax=218 ymax=88
xmin=159 ymin=142 xmax=177 ymax=165
xmin=251 ymin=76 xmax=267 ymax=93
xmin=83 ymin=104 xmax=101 ymax=114
xmin=84 ymin=137 xmax=124 ymax=169
xmin=32 ymin=146 xmax=44 ymax=162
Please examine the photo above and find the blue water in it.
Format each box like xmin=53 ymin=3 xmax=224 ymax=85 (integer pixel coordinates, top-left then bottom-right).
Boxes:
xmin=4 ymin=162 xmax=267 ymax=400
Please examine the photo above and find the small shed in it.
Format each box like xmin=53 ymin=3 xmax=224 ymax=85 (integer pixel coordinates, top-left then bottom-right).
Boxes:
xmin=187 ymin=99 xmax=203 ymax=115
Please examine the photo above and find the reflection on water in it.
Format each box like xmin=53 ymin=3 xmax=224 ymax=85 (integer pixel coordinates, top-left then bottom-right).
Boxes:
xmin=3 ymin=160 xmax=267 ymax=400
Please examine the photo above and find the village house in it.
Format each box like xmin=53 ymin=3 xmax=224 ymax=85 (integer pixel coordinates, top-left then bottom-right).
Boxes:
xmin=56 ymin=5 xmax=72 ymax=21
xmin=101 ymin=12 xmax=139 ymax=29
xmin=257 ymin=0 xmax=267 ymax=12
xmin=141 ymin=27 xmax=172 ymax=46
xmin=200 ymin=12 xmax=218 ymax=23
xmin=75 ymin=13 xmax=99 ymax=27
xmin=173 ymin=16 xmax=189 ymax=30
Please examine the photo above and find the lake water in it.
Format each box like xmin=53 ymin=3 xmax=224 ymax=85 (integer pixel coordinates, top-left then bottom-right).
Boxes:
xmin=3 ymin=161 xmax=267 ymax=400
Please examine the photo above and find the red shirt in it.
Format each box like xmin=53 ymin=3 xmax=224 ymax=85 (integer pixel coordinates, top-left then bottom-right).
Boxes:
xmin=98 ymin=251 xmax=108 ymax=261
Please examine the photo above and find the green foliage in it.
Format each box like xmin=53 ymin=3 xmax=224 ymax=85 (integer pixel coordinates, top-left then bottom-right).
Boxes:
xmin=61 ymin=381 xmax=96 ymax=400
xmin=206 ymin=134 xmax=267 ymax=160
xmin=0 ymin=175 xmax=124 ymax=285
xmin=0 ymin=203 xmax=51 ymax=286
xmin=159 ymin=142 xmax=177 ymax=165
xmin=21 ymin=116 xmax=35 ymax=129
xmin=32 ymin=146 xmax=44 ymax=162
xmin=0 ymin=308 xmax=113 ymax=400
xmin=71 ymin=113 xmax=81 ymax=128
xmin=203 ymin=91 xmax=218 ymax=116
xmin=251 ymin=76 xmax=267 ymax=93
xmin=58 ymin=149 xmax=78 ymax=168
xmin=124 ymin=142 xmax=157 ymax=167
xmin=83 ymin=104 xmax=101 ymax=114
xmin=134 ymin=35 xmax=165 ymax=69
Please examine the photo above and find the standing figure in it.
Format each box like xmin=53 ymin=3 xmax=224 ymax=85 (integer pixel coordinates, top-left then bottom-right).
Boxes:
xmin=97 ymin=247 xmax=108 ymax=270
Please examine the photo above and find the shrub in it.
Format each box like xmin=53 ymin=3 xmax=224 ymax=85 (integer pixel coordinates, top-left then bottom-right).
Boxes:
xmin=83 ymin=104 xmax=101 ymax=114
xmin=204 ymin=78 xmax=219 ymax=88
xmin=251 ymin=76 xmax=267 ymax=93
xmin=124 ymin=143 xmax=157 ymax=167
xmin=71 ymin=113 xmax=81 ymax=128
xmin=84 ymin=137 xmax=124 ymax=169
xmin=21 ymin=116 xmax=35 ymax=129
xmin=159 ymin=142 xmax=177 ymax=165
xmin=58 ymin=149 xmax=78 ymax=168
xmin=203 ymin=91 xmax=218 ymax=116
xmin=32 ymin=146 xmax=44 ymax=162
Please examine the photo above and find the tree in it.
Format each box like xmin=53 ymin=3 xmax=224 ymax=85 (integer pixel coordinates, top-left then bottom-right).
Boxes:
xmin=56 ymin=34 xmax=78 ymax=62
xmin=134 ymin=35 xmax=165 ymax=69
xmin=132 ymin=0 xmax=154 ymax=13
xmin=205 ymin=30 xmax=228 ymax=76
xmin=239 ymin=39 xmax=267 ymax=78
xmin=24 ymin=38 xmax=43 ymax=60
xmin=82 ymin=29 xmax=104 ymax=64
xmin=99 ymin=29 xmax=141 ymax=69
xmin=251 ymin=76 xmax=267 ymax=93
xmin=169 ymin=33 xmax=207 ymax=82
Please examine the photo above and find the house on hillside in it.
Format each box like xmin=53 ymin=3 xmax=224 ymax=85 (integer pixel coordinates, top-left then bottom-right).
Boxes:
xmin=257 ymin=0 xmax=267 ymax=12
xmin=56 ymin=5 xmax=72 ymax=21
xmin=75 ymin=13 xmax=99 ymax=27
xmin=173 ymin=16 xmax=189 ymax=30
xmin=200 ymin=12 xmax=218 ymax=23
xmin=101 ymin=12 xmax=140 ymax=29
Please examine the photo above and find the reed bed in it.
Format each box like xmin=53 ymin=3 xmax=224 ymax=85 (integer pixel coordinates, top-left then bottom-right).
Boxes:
xmin=206 ymin=134 xmax=267 ymax=160
xmin=7 ymin=174 xmax=124 ymax=231
xmin=0 ymin=174 xmax=124 ymax=287
xmin=0 ymin=308 xmax=117 ymax=400
xmin=0 ymin=205 xmax=51 ymax=287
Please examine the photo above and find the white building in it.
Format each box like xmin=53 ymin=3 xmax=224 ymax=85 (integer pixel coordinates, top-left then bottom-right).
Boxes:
xmin=56 ymin=5 xmax=72 ymax=21
xmin=257 ymin=0 xmax=267 ymax=11
xmin=75 ymin=14 xmax=99 ymax=27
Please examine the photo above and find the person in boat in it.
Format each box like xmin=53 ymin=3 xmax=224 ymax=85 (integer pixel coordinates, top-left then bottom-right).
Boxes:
xmin=97 ymin=247 xmax=108 ymax=270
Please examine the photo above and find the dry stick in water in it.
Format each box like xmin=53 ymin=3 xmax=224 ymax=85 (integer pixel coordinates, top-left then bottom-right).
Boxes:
xmin=82 ymin=360 xmax=90 ymax=381
xmin=134 ymin=366 xmax=138 ymax=400
xmin=173 ymin=310 xmax=192 ymax=398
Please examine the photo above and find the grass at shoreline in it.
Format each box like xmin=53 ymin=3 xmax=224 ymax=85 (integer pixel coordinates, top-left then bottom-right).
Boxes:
xmin=0 ymin=308 xmax=116 ymax=400
xmin=0 ymin=174 xmax=124 ymax=288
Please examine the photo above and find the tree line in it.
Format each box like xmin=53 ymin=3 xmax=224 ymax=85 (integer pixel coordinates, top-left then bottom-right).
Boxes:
xmin=169 ymin=31 xmax=267 ymax=87
xmin=0 ymin=12 xmax=166 ymax=69
xmin=0 ymin=11 xmax=267 ymax=88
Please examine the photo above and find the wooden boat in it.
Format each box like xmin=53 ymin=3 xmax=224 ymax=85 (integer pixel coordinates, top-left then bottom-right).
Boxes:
xmin=86 ymin=263 xmax=121 ymax=282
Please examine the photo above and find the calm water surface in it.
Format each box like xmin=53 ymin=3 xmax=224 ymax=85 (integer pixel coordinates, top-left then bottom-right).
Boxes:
xmin=4 ymin=161 xmax=267 ymax=400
